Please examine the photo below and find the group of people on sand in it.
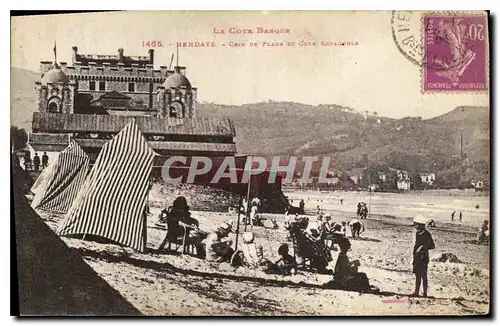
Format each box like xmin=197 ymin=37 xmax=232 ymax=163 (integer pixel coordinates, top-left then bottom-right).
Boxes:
xmin=239 ymin=197 xmax=279 ymax=229
xmin=23 ymin=151 xmax=49 ymax=171
xmin=451 ymin=210 xmax=463 ymax=222
xmin=156 ymin=196 xmax=447 ymax=297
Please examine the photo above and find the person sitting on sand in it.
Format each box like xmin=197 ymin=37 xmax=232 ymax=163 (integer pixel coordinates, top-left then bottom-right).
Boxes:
xmin=348 ymin=219 xmax=365 ymax=238
xmin=301 ymin=226 xmax=333 ymax=273
xmin=265 ymin=243 xmax=297 ymax=276
xmin=239 ymin=232 xmax=268 ymax=269
xmin=325 ymin=232 xmax=372 ymax=292
xmin=411 ymin=215 xmax=435 ymax=298
xmin=158 ymin=196 xmax=201 ymax=253
xmin=202 ymin=221 xmax=235 ymax=263
xmin=320 ymin=214 xmax=333 ymax=235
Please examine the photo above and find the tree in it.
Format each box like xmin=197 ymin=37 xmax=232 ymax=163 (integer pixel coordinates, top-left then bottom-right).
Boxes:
xmin=11 ymin=126 xmax=28 ymax=151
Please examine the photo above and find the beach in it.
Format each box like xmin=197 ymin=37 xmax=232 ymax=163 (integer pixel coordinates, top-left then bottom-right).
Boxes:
xmin=34 ymin=185 xmax=490 ymax=316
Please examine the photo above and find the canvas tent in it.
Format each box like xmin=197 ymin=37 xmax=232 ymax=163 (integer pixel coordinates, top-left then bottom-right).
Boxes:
xmin=57 ymin=120 xmax=156 ymax=252
xmin=31 ymin=141 xmax=90 ymax=213
xmin=30 ymin=163 xmax=55 ymax=195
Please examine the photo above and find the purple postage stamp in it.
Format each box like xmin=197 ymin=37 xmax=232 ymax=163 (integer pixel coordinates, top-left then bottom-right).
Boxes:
xmin=423 ymin=14 xmax=488 ymax=92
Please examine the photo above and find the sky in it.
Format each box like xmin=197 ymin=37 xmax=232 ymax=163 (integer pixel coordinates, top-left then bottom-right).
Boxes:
xmin=11 ymin=11 xmax=489 ymax=119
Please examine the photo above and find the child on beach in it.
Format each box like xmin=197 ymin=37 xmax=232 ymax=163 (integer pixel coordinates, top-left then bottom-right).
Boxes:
xmin=265 ymin=243 xmax=297 ymax=276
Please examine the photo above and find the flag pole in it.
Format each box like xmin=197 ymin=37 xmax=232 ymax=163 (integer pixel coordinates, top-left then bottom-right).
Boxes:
xmin=53 ymin=41 xmax=57 ymax=63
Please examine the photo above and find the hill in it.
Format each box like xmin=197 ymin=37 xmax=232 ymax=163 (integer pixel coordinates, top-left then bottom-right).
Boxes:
xmin=11 ymin=67 xmax=39 ymax=131
xmin=11 ymin=67 xmax=490 ymax=186
xmin=197 ymin=102 xmax=489 ymax=184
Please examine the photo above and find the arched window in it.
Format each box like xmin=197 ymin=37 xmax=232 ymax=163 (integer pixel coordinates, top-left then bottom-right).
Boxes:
xmin=47 ymin=97 xmax=62 ymax=113
xmin=169 ymin=101 xmax=184 ymax=118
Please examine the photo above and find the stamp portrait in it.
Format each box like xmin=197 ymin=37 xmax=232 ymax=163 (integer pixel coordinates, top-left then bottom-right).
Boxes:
xmin=423 ymin=13 xmax=488 ymax=92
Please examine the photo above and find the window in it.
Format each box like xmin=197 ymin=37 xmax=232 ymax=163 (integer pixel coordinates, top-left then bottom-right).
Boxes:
xmin=89 ymin=81 xmax=96 ymax=91
xmin=128 ymin=82 xmax=135 ymax=92
xmin=99 ymin=81 xmax=106 ymax=91
xmin=48 ymin=102 xmax=59 ymax=113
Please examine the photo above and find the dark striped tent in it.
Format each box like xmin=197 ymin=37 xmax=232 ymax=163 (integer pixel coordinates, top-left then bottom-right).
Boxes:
xmin=31 ymin=141 xmax=90 ymax=213
xmin=57 ymin=120 xmax=156 ymax=252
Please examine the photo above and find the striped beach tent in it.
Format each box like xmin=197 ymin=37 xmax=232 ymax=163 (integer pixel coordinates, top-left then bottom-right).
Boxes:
xmin=30 ymin=162 xmax=55 ymax=195
xmin=57 ymin=120 xmax=156 ymax=252
xmin=31 ymin=141 xmax=90 ymax=213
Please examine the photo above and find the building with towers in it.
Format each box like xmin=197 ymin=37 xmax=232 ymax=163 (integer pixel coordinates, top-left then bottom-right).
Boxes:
xmin=30 ymin=45 xmax=236 ymax=159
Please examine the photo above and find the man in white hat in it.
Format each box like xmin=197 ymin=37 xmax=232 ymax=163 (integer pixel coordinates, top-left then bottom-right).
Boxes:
xmin=202 ymin=221 xmax=235 ymax=263
xmin=412 ymin=215 xmax=435 ymax=298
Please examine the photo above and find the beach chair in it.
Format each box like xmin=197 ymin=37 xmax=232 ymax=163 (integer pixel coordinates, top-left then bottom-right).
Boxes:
xmin=158 ymin=220 xmax=198 ymax=255
xmin=292 ymin=230 xmax=332 ymax=273
xmin=291 ymin=233 xmax=314 ymax=270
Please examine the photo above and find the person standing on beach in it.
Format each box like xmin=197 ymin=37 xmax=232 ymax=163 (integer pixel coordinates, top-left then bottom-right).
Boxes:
xmin=299 ymin=199 xmax=305 ymax=214
xmin=459 ymin=211 xmax=463 ymax=222
xmin=33 ymin=153 xmax=40 ymax=171
xmin=451 ymin=211 xmax=455 ymax=221
xmin=42 ymin=152 xmax=49 ymax=169
xmin=412 ymin=215 xmax=435 ymax=298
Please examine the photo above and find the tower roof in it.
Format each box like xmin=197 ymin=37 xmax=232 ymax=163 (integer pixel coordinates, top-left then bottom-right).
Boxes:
xmin=163 ymin=71 xmax=191 ymax=90
xmin=41 ymin=64 xmax=68 ymax=85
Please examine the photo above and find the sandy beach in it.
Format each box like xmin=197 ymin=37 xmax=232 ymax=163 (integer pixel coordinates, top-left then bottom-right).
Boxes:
xmin=34 ymin=185 xmax=490 ymax=316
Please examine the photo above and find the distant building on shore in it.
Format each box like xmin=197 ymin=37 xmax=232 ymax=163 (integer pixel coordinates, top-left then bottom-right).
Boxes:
xmin=347 ymin=167 xmax=364 ymax=185
xmin=396 ymin=169 xmax=411 ymax=190
xmin=420 ymin=172 xmax=436 ymax=186
xmin=471 ymin=179 xmax=485 ymax=190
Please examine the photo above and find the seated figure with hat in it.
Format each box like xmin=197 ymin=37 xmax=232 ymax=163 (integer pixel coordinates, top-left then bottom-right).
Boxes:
xmin=202 ymin=220 xmax=236 ymax=263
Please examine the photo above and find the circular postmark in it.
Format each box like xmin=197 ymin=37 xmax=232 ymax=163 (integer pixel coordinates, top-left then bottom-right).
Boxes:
xmin=391 ymin=10 xmax=426 ymax=67
xmin=391 ymin=10 xmax=486 ymax=74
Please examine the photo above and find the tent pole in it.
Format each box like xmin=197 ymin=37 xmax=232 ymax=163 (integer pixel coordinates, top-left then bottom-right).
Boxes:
xmin=244 ymin=174 xmax=251 ymax=232
xmin=82 ymin=233 xmax=86 ymax=241
xmin=143 ymin=207 xmax=148 ymax=251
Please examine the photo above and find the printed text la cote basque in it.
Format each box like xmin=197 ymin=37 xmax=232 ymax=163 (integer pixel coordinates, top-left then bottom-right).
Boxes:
xmin=213 ymin=27 xmax=291 ymax=35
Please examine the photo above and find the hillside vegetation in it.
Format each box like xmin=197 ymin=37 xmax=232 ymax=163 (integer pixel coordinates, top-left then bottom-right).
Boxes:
xmin=11 ymin=67 xmax=489 ymax=187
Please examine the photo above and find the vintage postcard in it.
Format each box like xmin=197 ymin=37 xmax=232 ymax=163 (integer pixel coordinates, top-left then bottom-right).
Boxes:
xmin=11 ymin=11 xmax=490 ymax=316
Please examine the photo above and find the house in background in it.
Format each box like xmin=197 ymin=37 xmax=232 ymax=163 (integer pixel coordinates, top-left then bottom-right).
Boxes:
xmin=397 ymin=178 xmax=411 ymax=190
xmin=420 ymin=172 xmax=436 ymax=186
xmin=378 ymin=171 xmax=387 ymax=182
xmin=396 ymin=169 xmax=411 ymax=190
xmin=471 ymin=179 xmax=485 ymax=190
xmin=347 ymin=167 xmax=364 ymax=185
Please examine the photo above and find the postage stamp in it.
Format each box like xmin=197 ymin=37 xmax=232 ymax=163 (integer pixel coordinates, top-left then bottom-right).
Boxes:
xmin=423 ymin=13 xmax=488 ymax=92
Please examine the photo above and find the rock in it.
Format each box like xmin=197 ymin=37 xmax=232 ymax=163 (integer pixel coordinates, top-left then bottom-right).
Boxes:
xmin=432 ymin=252 xmax=463 ymax=263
